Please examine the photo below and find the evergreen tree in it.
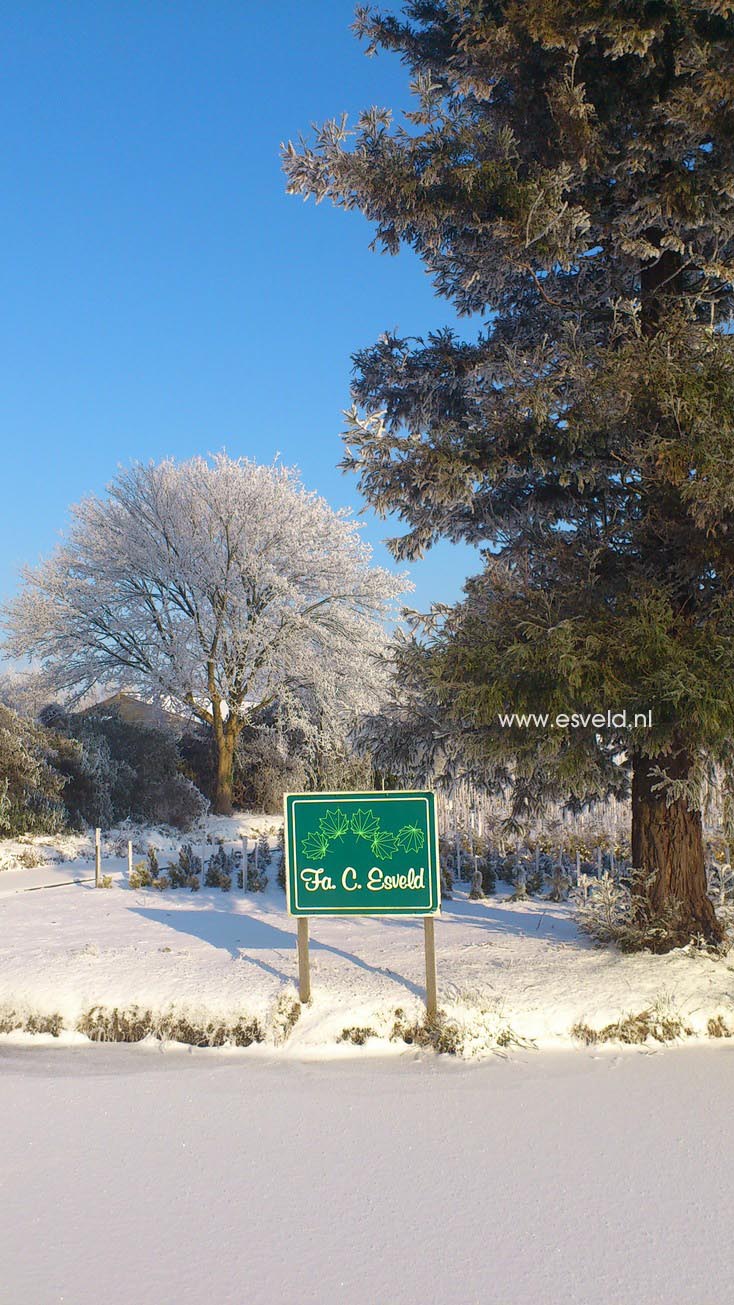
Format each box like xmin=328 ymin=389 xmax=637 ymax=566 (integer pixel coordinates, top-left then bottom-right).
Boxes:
xmin=284 ymin=1 xmax=734 ymax=944
xmin=0 ymin=704 xmax=67 ymax=836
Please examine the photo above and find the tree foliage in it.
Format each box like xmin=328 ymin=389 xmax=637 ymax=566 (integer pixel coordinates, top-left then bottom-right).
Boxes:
xmin=285 ymin=1 xmax=734 ymax=941
xmin=0 ymin=704 xmax=67 ymax=836
xmin=3 ymin=455 xmax=404 ymax=812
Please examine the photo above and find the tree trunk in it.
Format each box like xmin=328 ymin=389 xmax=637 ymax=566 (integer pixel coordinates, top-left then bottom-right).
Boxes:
xmin=631 ymin=746 xmax=722 ymax=947
xmin=213 ymin=730 xmax=236 ymax=816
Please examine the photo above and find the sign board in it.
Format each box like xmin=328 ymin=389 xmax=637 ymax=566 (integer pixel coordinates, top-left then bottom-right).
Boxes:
xmin=284 ymin=790 xmax=440 ymax=916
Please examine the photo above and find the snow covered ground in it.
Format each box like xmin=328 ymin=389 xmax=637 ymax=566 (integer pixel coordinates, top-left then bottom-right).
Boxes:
xmin=2 ymin=1041 xmax=733 ymax=1305
xmin=2 ymin=814 xmax=734 ymax=1051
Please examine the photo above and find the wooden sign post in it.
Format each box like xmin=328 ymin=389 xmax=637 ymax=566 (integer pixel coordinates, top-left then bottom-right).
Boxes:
xmin=423 ymin=917 xmax=437 ymax=1019
xmin=297 ymin=918 xmax=311 ymax=1004
xmin=285 ymin=790 xmax=441 ymax=1014
xmin=94 ymin=828 xmax=101 ymax=888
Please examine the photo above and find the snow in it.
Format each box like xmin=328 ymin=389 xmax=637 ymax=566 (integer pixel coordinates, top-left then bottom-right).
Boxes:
xmin=1 ymin=1041 xmax=733 ymax=1305
xmin=2 ymin=815 xmax=734 ymax=1050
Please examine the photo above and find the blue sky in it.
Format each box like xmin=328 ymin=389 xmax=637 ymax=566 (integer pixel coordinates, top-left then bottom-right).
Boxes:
xmin=0 ymin=0 xmax=481 ymax=618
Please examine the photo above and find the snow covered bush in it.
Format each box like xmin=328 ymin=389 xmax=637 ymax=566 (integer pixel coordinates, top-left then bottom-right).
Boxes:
xmin=0 ymin=704 xmax=67 ymax=836
xmin=573 ymin=870 xmax=719 ymax=954
xmin=129 ymin=861 xmax=152 ymax=890
xmin=167 ymin=844 xmax=202 ymax=890
xmin=204 ymin=845 xmax=234 ymax=891
xmin=42 ymin=704 xmax=209 ymax=831
xmin=129 ymin=847 xmax=162 ymax=890
xmin=233 ymin=728 xmax=307 ymax=814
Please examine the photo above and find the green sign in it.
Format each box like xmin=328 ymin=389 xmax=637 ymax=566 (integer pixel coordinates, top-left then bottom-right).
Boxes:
xmin=284 ymin=790 xmax=440 ymax=916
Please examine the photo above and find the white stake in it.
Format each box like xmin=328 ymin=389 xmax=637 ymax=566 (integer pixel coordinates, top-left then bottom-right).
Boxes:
xmin=95 ymin=828 xmax=101 ymax=888
xmin=127 ymin=840 xmax=133 ymax=881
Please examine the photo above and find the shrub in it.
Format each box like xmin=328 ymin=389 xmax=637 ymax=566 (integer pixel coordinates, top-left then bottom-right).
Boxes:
xmin=15 ymin=847 xmax=45 ymax=869
xmin=129 ymin=861 xmax=152 ymax=889
xmin=77 ymin=1005 xmax=264 ymax=1047
xmin=129 ymin=847 xmax=160 ymax=890
xmin=571 ymin=1001 xmax=693 ymax=1045
xmin=205 ymin=845 xmax=234 ymax=890
xmin=167 ymin=843 xmax=202 ymax=890
xmin=269 ymin=991 xmax=301 ymax=1045
xmin=389 ymin=1002 xmax=531 ymax=1057
xmin=338 ymin=1026 xmax=376 ymax=1046
xmin=47 ymin=703 xmax=209 ymax=830
xmin=276 ymin=825 xmax=286 ymax=890
xmin=233 ymin=729 xmax=307 ymax=814
xmin=0 ymin=705 xmax=67 ymax=836
xmin=0 ymin=1006 xmax=64 ymax=1037
xmin=256 ymin=831 xmax=272 ymax=866
xmin=572 ymin=869 xmax=717 ymax=954
xmin=546 ymin=865 xmax=570 ymax=902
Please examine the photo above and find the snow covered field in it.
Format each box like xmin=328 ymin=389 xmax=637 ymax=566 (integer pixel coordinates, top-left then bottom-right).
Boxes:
xmin=2 ymin=1041 xmax=733 ymax=1305
xmin=2 ymin=815 xmax=734 ymax=1051
xmin=3 ymin=816 xmax=734 ymax=1304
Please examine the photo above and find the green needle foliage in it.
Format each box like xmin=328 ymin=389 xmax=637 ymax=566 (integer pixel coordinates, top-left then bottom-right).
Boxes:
xmin=284 ymin=1 xmax=734 ymax=945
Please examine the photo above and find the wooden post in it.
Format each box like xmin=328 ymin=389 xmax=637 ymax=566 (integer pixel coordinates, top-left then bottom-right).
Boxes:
xmin=297 ymin=917 xmax=311 ymax=1004
xmin=575 ymin=849 xmax=581 ymax=884
xmin=242 ymin=835 xmax=248 ymax=891
xmin=454 ymin=828 xmax=461 ymax=882
xmin=95 ymin=827 xmax=101 ymax=888
xmin=127 ymin=840 xmax=133 ymax=881
xmin=424 ymin=917 xmax=438 ymax=1020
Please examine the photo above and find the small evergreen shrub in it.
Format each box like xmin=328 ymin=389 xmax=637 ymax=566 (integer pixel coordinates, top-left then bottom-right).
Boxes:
xmin=167 ymin=844 xmax=202 ymax=890
xmin=256 ymin=831 xmax=272 ymax=866
xmin=546 ymin=865 xmax=570 ymax=902
xmin=204 ymin=844 xmax=234 ymax=890
xmin=246 ymin=849 xmax=267 ymax=892
xmin=129 ymin=860 xmax=153 ymax=889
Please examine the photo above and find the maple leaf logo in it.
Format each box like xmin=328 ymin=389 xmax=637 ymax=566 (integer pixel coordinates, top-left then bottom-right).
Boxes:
xmin=318 ymin=808 xmax=350 ymax=842
xmin=350 ymin=808 xmax=381 ymax=842
xmin=396 ymin=823 xmax=425 ymax=853
xmin=300 ymin=829 xmax=330 ymax=862
xmin=370 ymin=828 xmax=397 ymax=861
